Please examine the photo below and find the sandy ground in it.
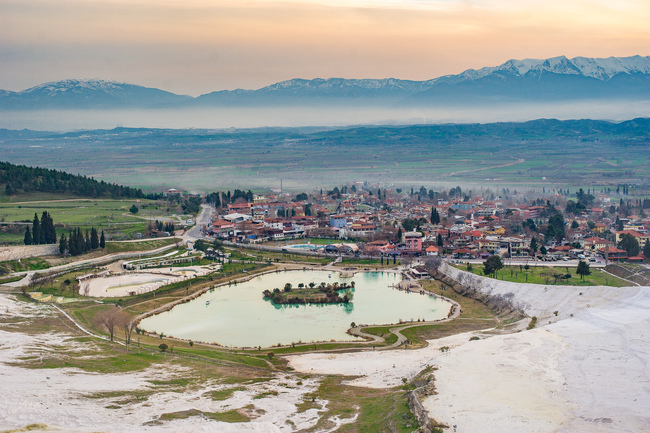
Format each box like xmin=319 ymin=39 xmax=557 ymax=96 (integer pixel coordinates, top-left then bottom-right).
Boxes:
xmin=287 ymin=263 xmax=650 ymax=432
xmin=0 ymin=295 xmax=354 ymax=433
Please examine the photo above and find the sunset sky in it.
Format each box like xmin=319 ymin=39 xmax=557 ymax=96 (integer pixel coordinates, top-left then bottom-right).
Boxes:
xmin=1 ymin=0 xmax=648 ymax=96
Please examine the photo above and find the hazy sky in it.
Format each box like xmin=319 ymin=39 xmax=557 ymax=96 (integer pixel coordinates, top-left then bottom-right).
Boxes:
xmin=1 ymin=0 xmax=648 ymax=96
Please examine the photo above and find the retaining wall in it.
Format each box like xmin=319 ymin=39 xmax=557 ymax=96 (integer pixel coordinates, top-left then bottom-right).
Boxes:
xmin=0 ymin=244 xmax=59 ymax=262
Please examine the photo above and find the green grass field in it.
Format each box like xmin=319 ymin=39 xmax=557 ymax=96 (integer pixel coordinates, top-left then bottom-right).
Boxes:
xmin=457 ymin=263 xmax=630 ymax=287
xmin=0 ymin=198 xmax=183 ymax=244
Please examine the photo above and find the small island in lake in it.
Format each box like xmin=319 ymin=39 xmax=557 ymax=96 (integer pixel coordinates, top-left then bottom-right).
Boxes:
xmin=263 ymin=281 xmax=354 ymax=305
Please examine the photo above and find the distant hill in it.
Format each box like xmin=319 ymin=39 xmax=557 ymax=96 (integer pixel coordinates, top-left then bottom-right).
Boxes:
xmin=0 ymin=79 xmax=191 ymax=109
xmin=1 ymin=55 xmax=648 ymax=109
xmin=0 ymin=161 xmax=163 ymax=199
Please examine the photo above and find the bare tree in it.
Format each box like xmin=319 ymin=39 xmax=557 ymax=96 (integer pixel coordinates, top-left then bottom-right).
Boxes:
xmin=119 ymin=311 xmax=138 ymax=347
xmin=94 ymin=307 xmax=121 ymax=341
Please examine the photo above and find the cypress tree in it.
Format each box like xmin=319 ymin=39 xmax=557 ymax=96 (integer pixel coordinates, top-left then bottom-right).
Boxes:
xmin=431 ymin=208 xmax=440 ymax=225
xmin=90 ymin=227 xmax=99 ymax=249
xmin=40 ymin=211 xmax=56 ymax=244
xmin=59 ymin=233 xmax=67 ymax=255
xmin=76 ymin=228 xmax=84 ymax=254
xmin=32 ymin=213 xmax=41 ymax=245
xmin=68 ymin=230 xmax=76 ymax=256
xmin=24 ymin=226 xmax=32 ymax=245
xmin=85 ymin=230 xmax=91 ymax=252
xmin=100 ymin=230 xmax=106 ymax=249
xmin=437 ymin=233 xmax=443 ymax=247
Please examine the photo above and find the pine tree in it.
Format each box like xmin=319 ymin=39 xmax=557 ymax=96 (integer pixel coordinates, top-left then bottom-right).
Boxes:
xmin=100 ymin=230 xmax=106 ymax=249
xmin=576 ymin=260 xmax=591 ymax=280
xmin=24 ymin=226 xmax=32 ymax=245
xmin=32 ymin=213 xmax=41 ymax=245
xmin=90 ymin=227 xmax=99 ymax=249
xmin=59 ymin=233 xmax=67 ymax=255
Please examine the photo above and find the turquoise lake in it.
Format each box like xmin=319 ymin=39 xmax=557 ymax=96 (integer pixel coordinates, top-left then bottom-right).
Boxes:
xmin=139 ymin=270 xmax=451 ymax=348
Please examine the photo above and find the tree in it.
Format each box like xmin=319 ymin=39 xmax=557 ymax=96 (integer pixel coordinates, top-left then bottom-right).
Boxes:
xmin=118 ymin=311 xmax=137 ymax=347
xmin=129 ymin=204 xmax=139 ymax=214
xmin=644 ymin=241 xmax=650 ymax=261
xmin=437 ymin=233 xmax=443 ymax=247
xmin=546 ymin=213 xmax=565 ymax=242
xmin=159 ymin=343 xmax=168 ymax=352
xmin=40 ymin=211 xmax=56 ymax=244
xmin=576 ymin=260 xmax=591 ymax=280
xmin=59 ymin=233 xmax=67 ymax=255
xmin=90 ymin=227 xmax=99 ymax=250
xmin=32 ymin=213 xmax=41 ymax=245
xmin=100 ymin=230 xmax=106 ymax=248
xmin=540 ymin=246 xmax=547 ymax=256
xmin=396 ymin=227 xmax=403 ymax=242
xmin=430 ymin=207 xmax=440 ymax=225
xmin=618 ymin=234 xmax=640 ymax=257
xmin=483 ymin=255 xmax=504 ymax=278
xmin=571 ymin=220 xmax=579 ymax=229
xmin=24 ymin=226 xmax=32 ymax=245
xmin=94 ymin=307 xmax=121 ymax=341
xmin=529 ymin=237 xmax=538 ymax=256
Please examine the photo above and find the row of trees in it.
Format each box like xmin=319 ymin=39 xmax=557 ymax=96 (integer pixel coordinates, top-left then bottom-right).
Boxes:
xmin=24 ymin=212 xmax=57 ymax=245
xmin=59 ymin=227 xmax=105 ymax=256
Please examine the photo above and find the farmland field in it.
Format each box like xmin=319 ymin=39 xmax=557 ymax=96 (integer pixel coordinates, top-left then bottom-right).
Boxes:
xmin=0 ymin=118 xmax=648 ymax=191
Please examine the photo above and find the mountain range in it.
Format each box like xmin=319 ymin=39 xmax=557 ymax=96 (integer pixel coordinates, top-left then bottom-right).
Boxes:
xmin=1 ymin=55 xmax=648 ymax=109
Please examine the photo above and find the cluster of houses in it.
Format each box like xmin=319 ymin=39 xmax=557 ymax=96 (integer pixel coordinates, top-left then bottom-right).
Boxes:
xmin=193 ymin=186 xmax=650 ymax=262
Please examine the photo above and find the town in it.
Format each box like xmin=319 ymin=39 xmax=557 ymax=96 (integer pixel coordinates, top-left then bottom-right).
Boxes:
xmin=185 ymin=184 xmax=649 ymax=266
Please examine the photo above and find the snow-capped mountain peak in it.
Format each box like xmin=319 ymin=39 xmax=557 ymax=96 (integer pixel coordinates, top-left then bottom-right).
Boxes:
xmin=432 ymin=55 xmax=650 ymax=85
xmin=20 ymin=79 xmax=126 ymax=96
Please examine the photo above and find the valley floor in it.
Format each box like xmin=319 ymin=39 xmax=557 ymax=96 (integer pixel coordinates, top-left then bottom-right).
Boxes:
xmin=1 ymin=262 xmax=649 ymax=432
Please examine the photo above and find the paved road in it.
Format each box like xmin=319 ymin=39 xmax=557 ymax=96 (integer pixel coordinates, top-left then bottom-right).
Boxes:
xmin=184 ymin=204 xmax=214 ymax=241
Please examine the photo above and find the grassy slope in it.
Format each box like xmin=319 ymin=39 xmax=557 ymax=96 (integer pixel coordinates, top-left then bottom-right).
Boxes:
xmin=457 ymin=263 xmax=630 ymax=287
xmin=0 ymin=198 xmax=181 ymax=244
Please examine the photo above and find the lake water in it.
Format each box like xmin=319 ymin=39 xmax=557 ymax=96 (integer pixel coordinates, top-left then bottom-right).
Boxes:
xmin=139 ymin=270 xmax=451 ymax=348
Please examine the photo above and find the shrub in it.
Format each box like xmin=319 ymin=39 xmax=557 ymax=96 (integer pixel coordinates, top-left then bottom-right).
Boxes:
xmin=527 ymin=316 xmax=537 ymax=330
xmin=159 ymin=343 xmax=168 ymax=352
